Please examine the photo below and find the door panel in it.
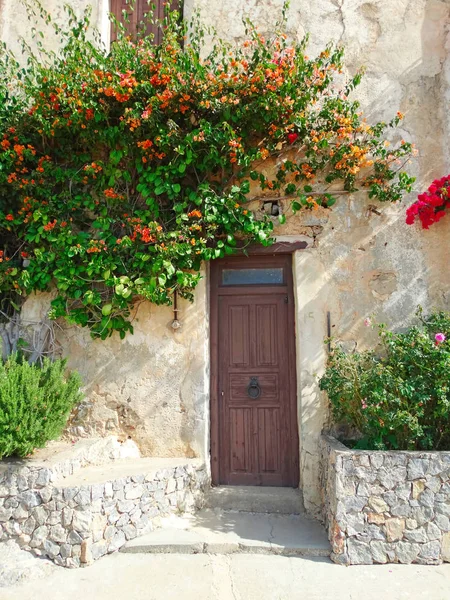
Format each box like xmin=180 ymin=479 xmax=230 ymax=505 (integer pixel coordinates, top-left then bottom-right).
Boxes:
xmin=212 ymin=255 xmax=299 ymax=487
xmin=255 ymin=303 xmax=278 ymax=366
xmin=228 ymin=305 xmax=250 ymax=367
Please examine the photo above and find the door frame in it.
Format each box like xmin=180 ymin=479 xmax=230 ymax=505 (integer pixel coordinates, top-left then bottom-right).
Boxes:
xmin=209 ymin=244 xmax=302 ymax=487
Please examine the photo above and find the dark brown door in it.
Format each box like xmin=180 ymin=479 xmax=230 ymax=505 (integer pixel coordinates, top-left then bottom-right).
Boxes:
xmin=110 ymin=0 xmax=180 ymax=44
xmin=210 ymin=255 xmax=299 ymax=487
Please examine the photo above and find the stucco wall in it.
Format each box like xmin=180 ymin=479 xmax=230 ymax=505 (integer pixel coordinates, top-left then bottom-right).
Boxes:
xmin=1 ymin=0 xmax=450 ymax=516
xmin=0 ymin=0 xmax=110 ymax=57
xmin=21 ymin=272 xmax=210 ymax=461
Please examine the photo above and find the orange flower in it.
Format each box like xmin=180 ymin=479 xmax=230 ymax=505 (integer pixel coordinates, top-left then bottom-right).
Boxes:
xmin=137 ymin=140 xmax=153 ymax=150
xmin=104 ymin=188 xmax=119 ymax=199
xmin=188 ymin=210 xmax=202 ymax=218
xmin=5 ymin=214 xmax=13 ymax=221
xmin=43 ymin=220 xmax=57 ymax=231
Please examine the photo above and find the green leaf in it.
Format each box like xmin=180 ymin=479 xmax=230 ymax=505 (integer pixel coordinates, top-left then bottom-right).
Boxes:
xmin=102 ymin=303 xmax=112 ymax=316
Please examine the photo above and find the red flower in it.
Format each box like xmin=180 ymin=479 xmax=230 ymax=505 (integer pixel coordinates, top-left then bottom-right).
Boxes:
xmin=287 ymin=132 xmax=298 ymax=144
xmin=406 ymin=175 xmax=450 ymax=228
xmin=5 ymin=214 xmax=13 ymax=221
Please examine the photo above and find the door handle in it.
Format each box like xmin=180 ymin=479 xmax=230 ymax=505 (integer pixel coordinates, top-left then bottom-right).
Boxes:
xmin=247 ymin=377 xmax=261 ymax=399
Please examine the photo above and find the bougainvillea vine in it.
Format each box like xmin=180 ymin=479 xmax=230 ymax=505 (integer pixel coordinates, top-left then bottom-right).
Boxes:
xmin=0 ymin=3 xmax=415 ymax=338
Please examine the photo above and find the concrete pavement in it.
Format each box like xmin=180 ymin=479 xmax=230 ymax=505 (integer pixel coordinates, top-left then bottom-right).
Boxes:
xmin=2 ymin=551 xmax=450 ymax=600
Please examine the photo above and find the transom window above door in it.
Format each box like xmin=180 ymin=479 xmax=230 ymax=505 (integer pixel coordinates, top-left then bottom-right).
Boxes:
xmin=221 ymin=268 xmax=285 ymax=286
xmin=216 ymin=255 xmax=290 ymax=289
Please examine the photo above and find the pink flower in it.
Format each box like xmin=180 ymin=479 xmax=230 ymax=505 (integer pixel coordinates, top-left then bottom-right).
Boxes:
xmin=435 ymin=333 xmax=446 ymax=344
xmin=364 ymin=318 xmax=371 ymax=327
xmin=361 ymin=399 xmax=368 ymax=410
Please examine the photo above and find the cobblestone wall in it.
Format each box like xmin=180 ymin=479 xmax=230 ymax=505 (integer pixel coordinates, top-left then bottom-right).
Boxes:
xmin=0 ymin=458 xmax=208 ymax=568
xmin=320 ymin=435 xmax=450 ymax=565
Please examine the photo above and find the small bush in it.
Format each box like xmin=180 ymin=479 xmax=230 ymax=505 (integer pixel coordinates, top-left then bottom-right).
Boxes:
xmin=319 ymin=310 xmax=450 ymax=451
xmin=0 ymin=355 xmax=82 ymax=458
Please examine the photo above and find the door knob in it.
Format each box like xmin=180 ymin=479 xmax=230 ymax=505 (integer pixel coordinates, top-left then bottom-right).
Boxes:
xmin=247 ymin=377 xmax=261 ymax=399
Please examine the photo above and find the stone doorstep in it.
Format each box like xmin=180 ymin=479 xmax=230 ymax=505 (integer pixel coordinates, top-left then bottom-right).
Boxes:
xmin=205 ymin=486 xmax=305 ymax=515
xmin=120 ymin=510 xmax=331 ymax=557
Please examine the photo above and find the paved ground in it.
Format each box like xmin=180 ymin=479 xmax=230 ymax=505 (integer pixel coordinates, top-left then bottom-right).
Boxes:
xmin=2 ymin=551 xmax=450 ymax=600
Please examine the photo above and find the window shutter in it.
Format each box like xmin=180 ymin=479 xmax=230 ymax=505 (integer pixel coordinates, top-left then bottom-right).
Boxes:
xmin=110 ymin=0 xmax=180 ymax=45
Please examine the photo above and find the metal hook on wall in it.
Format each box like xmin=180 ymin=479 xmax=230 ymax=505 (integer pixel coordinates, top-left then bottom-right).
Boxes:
xmin=171 ymin=289 xmax=182 ymax=331
xmin=327 ymin=311 xmax=332 ymax=353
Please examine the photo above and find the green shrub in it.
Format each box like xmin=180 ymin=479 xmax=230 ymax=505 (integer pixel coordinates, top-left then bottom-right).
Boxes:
xmin=0 ymin=355 xmax=82 ymax=458
xmin=319 ymin=310 xmax=450 ymax=451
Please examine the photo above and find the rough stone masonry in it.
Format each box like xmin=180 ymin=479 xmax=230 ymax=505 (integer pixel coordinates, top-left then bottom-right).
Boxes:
xmin=320 ymin=435 xmax=450 ymax=565
xmin=0 ymin=440 xmax=209 ymax=568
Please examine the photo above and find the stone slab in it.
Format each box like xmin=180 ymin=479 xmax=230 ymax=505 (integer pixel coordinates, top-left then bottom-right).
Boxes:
xmin=121 ymin=510 xmax=330 ymax=557
xmin=0 ymin=438 xmax=138 ymax=475
xmin=0 ymin=541 xmax=56 ymax=588
xmin=56 ymin=458 xmax=204 ymax=488
xmin=205 ymin=486 xmax=305 ymax=514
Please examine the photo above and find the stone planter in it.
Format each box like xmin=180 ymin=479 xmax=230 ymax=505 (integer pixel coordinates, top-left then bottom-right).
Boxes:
xmin=320 ymin=434 xmax=450 ymax=565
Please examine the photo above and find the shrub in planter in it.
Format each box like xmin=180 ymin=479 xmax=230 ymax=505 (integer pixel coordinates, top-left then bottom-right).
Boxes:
xmin=319 ymin=310 xmax=450 ymax=451
xmin=0 ymin=354 xmax=82 ymax=458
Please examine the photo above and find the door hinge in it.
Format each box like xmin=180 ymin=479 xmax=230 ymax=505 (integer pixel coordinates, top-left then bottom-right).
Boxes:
xmin=284 ymin=296 xmax=288 ymax=304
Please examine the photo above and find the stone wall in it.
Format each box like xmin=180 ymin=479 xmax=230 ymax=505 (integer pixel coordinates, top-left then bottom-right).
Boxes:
xmin=0 ymin=439 xmax=208 ymax=568
xmin=320 ymin=434 xmax=450 ymax=565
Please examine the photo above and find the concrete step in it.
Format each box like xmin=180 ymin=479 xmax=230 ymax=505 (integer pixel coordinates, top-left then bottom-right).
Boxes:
xmin=121 ymin=510 xmax=330 ymax=558
xmin=205 ymin=486 xmax=305 ymax=514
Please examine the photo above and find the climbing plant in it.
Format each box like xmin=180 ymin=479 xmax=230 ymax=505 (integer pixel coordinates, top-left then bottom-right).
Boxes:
xmin=0 ymin=2 xmax=415 ymax=339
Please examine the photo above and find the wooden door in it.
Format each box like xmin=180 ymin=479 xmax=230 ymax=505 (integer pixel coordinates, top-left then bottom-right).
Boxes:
xmin=210 ymin=255 xmax=299 ymax=487
xmin=110 ymin=0 xmax=180 ymax=44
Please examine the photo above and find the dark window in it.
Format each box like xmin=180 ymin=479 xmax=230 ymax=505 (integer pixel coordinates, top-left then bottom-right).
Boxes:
xmin=110 ymin=0 xmax=179 ymax=44
xmin=221 ymin=268 xmax=285 ymax=286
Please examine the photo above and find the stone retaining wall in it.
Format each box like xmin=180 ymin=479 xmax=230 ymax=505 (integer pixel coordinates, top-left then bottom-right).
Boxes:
xmin=320 ymin=434 xmax=450 ymax=565
xmin=0 ymin=451 xmax=208 ymax=568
